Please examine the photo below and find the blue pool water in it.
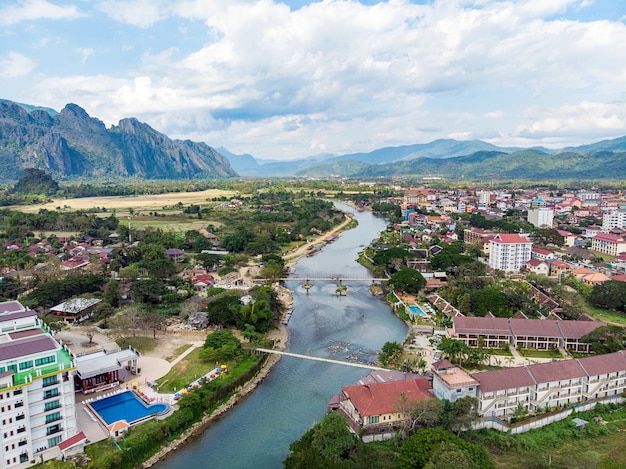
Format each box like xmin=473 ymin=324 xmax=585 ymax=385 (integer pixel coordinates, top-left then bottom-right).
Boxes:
xmin=90 ymin=391 xmax=168 ymax=425
xmin=408 ymin=305 xmax=426 ymax=316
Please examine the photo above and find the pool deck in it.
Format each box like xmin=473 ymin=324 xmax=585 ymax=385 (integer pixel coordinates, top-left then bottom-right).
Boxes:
xmin=73 ymin=341 xmax=203 ymax=445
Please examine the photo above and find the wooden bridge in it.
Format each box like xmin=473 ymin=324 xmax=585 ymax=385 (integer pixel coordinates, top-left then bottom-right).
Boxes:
xmin=253 ymin=348 xmax=387 ymax=371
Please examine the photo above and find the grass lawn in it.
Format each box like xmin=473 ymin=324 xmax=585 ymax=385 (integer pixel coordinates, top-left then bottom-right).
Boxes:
xmin=117 ymin=336 xmax=158 ymax=354
xmin=156 ymin=347 xmax=213 ymax=392
xmin=584 ymin=303 xmax=626 ymax=327
xmin=166 ymin=344 xmax=194 ymax=362
xmin=517 ymin=348 xmax=562 ymax=359
xmin=468 ymin=404 xmax=626 ymax=469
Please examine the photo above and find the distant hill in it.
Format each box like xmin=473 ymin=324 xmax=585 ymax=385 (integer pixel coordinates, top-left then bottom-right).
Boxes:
xmin=296 ymin=148 xmax=626 ymax=179
xmin=0 ymin=100 xmax=237 ymax=181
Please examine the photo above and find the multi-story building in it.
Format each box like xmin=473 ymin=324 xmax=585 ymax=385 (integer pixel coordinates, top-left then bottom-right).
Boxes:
xmin=431 ymin=359 xmax=478 ymax=402
xmin=471 ymin=350 xmax=626 ymax=421
xmin=0 ymin=303 xmax=79 ymax=467
xmin=527 ymin=207 xmax=554 ymax=228
xmin=602 ymin=209 xmax=626 ymax=231
xmin=488 ymin=234 xmax=532 ymax=272
xmin=451 ymin=315 xmax=605 ymax=353
xmin=591 ymin=233 xmax=626 ymax=256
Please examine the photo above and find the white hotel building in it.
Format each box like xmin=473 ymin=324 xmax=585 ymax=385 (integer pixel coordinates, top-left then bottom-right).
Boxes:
xmin=0 ymin=302 xmax=79 ymax=467
xmin=488 ymin=233 xmax=532 ymax=272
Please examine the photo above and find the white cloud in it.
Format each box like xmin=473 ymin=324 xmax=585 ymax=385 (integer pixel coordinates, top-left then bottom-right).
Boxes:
xmin=96 ymin=0 xmax=175 ymax=28
xmin=11 ymin=0 xmax=626 ymax=159
xmin=0 ymin=52 xmax=35 ymax=78
xmin=0 ymin=0 xmax=83 ymax=26
xmin=77 ymin=48 xmax=94 ymax=65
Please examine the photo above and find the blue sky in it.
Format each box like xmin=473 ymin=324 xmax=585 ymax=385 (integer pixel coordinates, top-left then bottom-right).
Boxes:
xmin=1 ymin=0 xmax=625 ymax=160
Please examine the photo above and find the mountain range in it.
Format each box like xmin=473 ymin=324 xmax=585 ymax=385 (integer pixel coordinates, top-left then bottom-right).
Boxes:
xmin=0 ymin=100 xmax=237 ymax=181
xmin=227 ymin=136 xmax=626 ymax=180
xmin=2 ymin=98 xmax=625 ymax=181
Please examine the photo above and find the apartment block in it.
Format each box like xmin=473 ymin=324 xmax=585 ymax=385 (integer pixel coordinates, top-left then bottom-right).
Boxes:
xmin=0 ymin=303 xmax=78 ymax=467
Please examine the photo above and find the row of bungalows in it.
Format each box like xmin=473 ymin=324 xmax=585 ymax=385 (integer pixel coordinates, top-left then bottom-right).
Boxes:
xmin=450 ymin=315 xmax=605 ymax=353
xmin=469 ymin=351 xmax=626 ymax=420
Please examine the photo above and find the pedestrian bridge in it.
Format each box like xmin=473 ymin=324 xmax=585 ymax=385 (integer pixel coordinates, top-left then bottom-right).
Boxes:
xmin=253 ymin=348 xmax=387 ymax=371
xmin=286 ymin=277 xmax=388 ymax=281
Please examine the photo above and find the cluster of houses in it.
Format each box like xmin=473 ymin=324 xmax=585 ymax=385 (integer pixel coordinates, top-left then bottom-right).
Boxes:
xmin=389 ymin=187 xmax=626 ymax=285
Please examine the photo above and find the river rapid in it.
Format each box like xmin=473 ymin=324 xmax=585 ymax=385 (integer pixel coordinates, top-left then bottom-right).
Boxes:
xmin=156 ymin=203 xmax=408 ymax=468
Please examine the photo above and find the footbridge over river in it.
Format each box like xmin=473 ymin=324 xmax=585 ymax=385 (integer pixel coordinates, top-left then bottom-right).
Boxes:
xmin=260 ymin=277 xmax=389 ymax=282
xmin=252 ymin=348 xmax=388 ymax=371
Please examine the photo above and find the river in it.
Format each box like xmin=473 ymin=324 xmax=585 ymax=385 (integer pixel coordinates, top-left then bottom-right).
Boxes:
xmin=156 ymin=203 xmax=408 ymax=468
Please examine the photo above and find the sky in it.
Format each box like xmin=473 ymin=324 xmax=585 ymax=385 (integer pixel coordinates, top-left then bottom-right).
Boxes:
xmin=1 ymin=0 xmax=626 ymax=161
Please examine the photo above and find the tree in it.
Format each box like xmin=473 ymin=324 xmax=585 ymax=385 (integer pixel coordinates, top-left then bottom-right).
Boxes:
xmin=440 ymin=397 xmax=479 ymax=435
xmin=399 ymin=429 xmax=462 ymax=469
xmin=423 ymin=442 xmax=478 ymax=469
xmin=582 ymin=325 xmax=626 ymax=354
xmin=389 ymin=268 xmax=426 ymax=294
xmin=103 ymin=279 xmax=121 ymax=308
xmin=469 ymin=287 xmax=510 ymax=317
xmin=395 ymin=396 xmax=443 ymax=437
xmin=284 ymin=412 xmax=360 ymax=468
xmin=437 ymin=338 xmax=469 ymax=365
xmin=588 ymin=281 xmax=626 ymax=312
xmin=378 ymin=341 xmax=403 ymax=367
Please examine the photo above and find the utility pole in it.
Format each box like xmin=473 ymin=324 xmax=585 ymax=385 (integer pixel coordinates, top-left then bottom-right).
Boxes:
xmin=128 ymin=216 xmax=132 ymax=243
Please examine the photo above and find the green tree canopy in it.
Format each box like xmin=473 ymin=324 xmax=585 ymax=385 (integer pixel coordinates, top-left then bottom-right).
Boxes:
xmin=389 ymin=268 xmax=426 ymax=294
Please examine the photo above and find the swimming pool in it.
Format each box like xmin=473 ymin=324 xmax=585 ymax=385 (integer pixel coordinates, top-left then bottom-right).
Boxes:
xmin=408 ymin=305 xmax=426 ymax=316
xmin=90 ymin=391 xmax=169 ymax=425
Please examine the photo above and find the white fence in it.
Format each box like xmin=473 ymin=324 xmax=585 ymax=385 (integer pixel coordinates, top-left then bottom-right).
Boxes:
xmin=473 ymin=395 xmax=625 ymax=434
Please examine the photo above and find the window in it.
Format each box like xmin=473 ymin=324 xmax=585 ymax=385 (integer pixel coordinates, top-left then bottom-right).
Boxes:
xmin=16 ymin=414 xmax=24 ymax=421
xmin=15 ymin=401 xmax=23 ymax=408
xmin=13 ymin=389 xmax=22 ymax=396
xmin=48 ymin=436 xmax=62 ymax=447
xmin=456 ymin=389 xmax=462 ymax=393
xmin=35 ymin=356 xmax=55 ymax=366
xmin=44 ymin=400 xmax=60 ymax=412
xmin=18 ymin=361 xmax=33 ymax=371
xmin=17 ymin=426 xmax=26 ymax=434
xmin=42 ymin=376 xmax=58 ymax=387
xmin=368 ymin=416 xmax=379 ymax=424
xmin=468 ymin=387 xmax=474 ymax=391
xmin=46 ymin=424 xmax=62 ymax=436
xmin=43 ymin=389 xmax=59 ymax=400
xmin=45 ymin=412 xmax=61 ymax=424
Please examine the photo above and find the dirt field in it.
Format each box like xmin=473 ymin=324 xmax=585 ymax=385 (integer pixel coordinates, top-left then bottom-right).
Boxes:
xmin=6 ymin=189 xmax=236 ymax=213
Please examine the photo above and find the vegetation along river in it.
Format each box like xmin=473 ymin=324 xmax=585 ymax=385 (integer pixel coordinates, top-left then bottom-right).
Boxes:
xmin=157 ymin=203 xmax=408 ymax=468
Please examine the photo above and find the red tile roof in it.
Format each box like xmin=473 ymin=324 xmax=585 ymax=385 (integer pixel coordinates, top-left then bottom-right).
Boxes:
xmin=557 ymin=320 xmax=605 ymax=339
xmin=492 ymin=234 xmax=531 ymax=244
xmin=577 ymin=351 xmax=626 ymax=377
xmin=509 ymin=318 xmax=561 ymax=338
xmin=526 ymin=359 xmax=587 ymax=384
xmin=342 ymin=378 xmax=432 ymax=417
xmin=453 ymin=316 xmax=511 ymax=336
xmin=473 ymin=367 xmax=535 ymax=393
xmin=58 ymin=431 xmax=87 ymax=452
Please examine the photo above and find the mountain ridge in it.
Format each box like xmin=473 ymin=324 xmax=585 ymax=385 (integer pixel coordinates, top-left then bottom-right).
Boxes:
xmin=0 ymin=99 xmax=237 ymax=181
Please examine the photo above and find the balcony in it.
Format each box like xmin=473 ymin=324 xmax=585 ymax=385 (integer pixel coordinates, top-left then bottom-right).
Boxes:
xmin=46 ymin=426 xmax=63 ymax=436
xmin=43 ymin=390 xmax=60 ymax=400
xmin=42 ymin=379 xmax=59 ymax=388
